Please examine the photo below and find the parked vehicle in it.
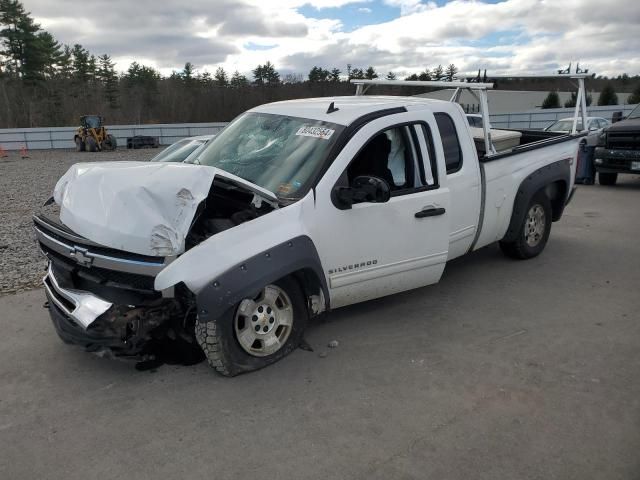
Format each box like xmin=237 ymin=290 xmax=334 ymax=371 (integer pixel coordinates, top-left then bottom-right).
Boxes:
xmin=545 ymin=116 xmax=609 ymax=147
xmin=593 ymin=103 xmax=640 ymax=185
xmin=34 ymin=79 xmax=582 ymax=376
xmin=149 ymin=135 xmax=215 ymax=163
xmin=74 ymin=115 xmax=117 ymax=152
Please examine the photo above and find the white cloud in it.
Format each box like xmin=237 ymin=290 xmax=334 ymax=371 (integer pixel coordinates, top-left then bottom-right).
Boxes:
xmin=358 ymin=7 xmax=373 ymax=13
xmin=23 ymin=0 xmax=640 ymax=78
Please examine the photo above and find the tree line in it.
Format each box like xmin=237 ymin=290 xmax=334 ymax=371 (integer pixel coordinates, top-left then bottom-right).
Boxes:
xmin=542 ymin=82 xmax=640 ymax=109
xmin=1 ymin=0 xmax=639 ymax=128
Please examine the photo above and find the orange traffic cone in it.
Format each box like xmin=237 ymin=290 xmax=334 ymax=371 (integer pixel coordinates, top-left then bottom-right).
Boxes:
xmin=0 ymin=145 xmax=7 ymax=158
xmin=20 ymin=144 xmax=29 ymax=158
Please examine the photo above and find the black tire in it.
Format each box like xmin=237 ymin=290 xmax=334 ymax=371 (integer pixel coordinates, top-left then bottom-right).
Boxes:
xmin=598 ymin=172 xmax=617 ymax=186
xmin=195 ymin=276 xmax=308 ymax=376
xmin=499 ymin=190 xmax=552 ymax=260
xmin=75 ymin=137 xmax=85 ymax=152
xmin=103 ymin=134 xmax=117 ymax=151
xmin=85 ymin=136 xmax=97 ymax=152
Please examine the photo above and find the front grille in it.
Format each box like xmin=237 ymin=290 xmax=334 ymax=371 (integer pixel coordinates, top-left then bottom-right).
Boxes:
xmin=35 ymin=215 xmax=164 ymax=264
xmin=607 ymin=132 xmax=640 ymax=150
xmin=43 ymin=245 xmax=155 ymax=292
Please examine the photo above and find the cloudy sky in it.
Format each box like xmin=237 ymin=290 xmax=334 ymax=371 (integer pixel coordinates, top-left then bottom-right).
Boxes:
xmin=22 ymin=0 xmax=640 ymax=78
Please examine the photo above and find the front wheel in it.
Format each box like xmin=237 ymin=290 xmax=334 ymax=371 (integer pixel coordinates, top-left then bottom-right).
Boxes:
xmin=85 ymin=136 xmax=97 ymax=152
xmin=195 ymin=276 xmax=308 ymax=376
xmin=598 ymin=172 xmax=617 ymax=186
xmin=499 ymin=190 xmax=552 ymax=260
xmin=103 ymin=134 xmax=117 ymax=151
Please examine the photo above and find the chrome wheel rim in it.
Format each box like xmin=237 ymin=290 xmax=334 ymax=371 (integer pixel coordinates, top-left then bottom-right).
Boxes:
xmin=234 ymin=285 xmax=293 ymax=357
xmin=524 ymin=204 xmax=545 ymax=247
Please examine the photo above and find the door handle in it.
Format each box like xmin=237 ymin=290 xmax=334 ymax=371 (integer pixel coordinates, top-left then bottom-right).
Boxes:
xmin=415 ymin=207 xmax=446 ymax=218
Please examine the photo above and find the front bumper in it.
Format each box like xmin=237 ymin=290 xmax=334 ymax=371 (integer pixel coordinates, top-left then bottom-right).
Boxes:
xmin=43 ymin=263 xmax=182 ymax=356
xmin=43 ymin=264 xmax=112 ymax=329
xmin=594 ymin=147 xmax=640 ymax=173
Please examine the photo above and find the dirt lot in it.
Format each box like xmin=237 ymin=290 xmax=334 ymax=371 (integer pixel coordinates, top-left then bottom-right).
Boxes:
xmin=0 ymin=169 xmax=639 ymax=479
xmin=0 ymin=148 xmax=159 ymax=295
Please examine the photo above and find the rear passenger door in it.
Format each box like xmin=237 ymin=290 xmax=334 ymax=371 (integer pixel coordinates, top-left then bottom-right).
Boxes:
xmin=433 ymin=110 xmax=482 ymax=259
xmin=310 ymin=111 xmax=450 ymax=308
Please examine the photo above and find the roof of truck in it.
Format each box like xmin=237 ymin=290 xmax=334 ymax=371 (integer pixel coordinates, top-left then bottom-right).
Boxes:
xmin=250 ymin=95 xmax=452 ymax=126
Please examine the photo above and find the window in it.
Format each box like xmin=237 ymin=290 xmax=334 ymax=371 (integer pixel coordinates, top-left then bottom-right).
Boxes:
xmin=415 ymin=124 xmax=438 ymax=188
xmin=347 ymin=126 xmax=415 ymax=192
xmin=435 ymin=113 xmax=463 ymax=174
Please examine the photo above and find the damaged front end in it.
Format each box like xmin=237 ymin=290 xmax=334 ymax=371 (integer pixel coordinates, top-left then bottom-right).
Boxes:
xmin=34 ymin=162 xmax=279 ymax=360
xmin=35 ymin=214 xmax=197 ymax=358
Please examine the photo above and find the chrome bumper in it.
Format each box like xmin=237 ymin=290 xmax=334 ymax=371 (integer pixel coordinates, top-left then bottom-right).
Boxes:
xmin=33 ymin=215 xmax=167 ymax=277
xmin=43 ymin=265 xmax=112 ymax=329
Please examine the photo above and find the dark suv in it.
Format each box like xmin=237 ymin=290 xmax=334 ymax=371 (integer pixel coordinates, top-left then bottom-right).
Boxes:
xmin=594 ymin=104 xmax=640 ymax=185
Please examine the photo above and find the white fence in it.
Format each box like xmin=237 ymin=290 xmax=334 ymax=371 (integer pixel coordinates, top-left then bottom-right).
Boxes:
xmin=489 ymin=104 xmax=636 ymax=130
xmin=0 ymin=103 xmax=637 ymax=150
xmin=0 ymin=122 xmax=228 ymax=150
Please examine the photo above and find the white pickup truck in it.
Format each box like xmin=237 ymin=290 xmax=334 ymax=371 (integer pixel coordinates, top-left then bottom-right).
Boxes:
xmin=34 ymin=81 xmax=583 ymax=376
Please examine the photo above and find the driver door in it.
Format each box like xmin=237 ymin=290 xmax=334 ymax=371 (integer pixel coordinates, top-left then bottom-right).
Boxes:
xmin=310 ymin=111 xmax=450 ymax=308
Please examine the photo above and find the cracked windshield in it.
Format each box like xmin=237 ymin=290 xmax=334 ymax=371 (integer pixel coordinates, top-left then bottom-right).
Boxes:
xmin=195 ymin=112 xmax=343 ymax=197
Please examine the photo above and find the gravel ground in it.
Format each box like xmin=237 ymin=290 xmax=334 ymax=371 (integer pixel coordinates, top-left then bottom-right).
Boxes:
xmin=0 ymin=148 xmax=160 ymax=295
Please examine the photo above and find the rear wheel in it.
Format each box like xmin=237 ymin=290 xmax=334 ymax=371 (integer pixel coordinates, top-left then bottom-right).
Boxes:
xmin=75 ymin=137 xmax=85 ymax=152
xmin=499 ymin=190 xmax=552 ymax=260
xmin=598 ymin=172 xmax=617 ymax=186
xmin=195 ymin=276 xmax=308 ymax=376
xmin=85 ymin=136 xmax=97 ymax=152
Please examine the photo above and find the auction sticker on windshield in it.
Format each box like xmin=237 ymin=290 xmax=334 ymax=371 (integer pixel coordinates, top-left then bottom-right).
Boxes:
xmin=296 ymin=126 xmax=335 ymax=140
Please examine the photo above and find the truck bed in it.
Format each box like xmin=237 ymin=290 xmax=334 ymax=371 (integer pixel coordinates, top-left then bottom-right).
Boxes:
xmin=473 ymin=133 xmax=581 ymax=251
xmin=477 ymin=129 xmax=583 ymax=161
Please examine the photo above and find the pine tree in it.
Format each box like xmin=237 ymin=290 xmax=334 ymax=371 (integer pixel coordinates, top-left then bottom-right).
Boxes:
xmin=214 ymin=67 xmax=228 ymax=86
xmin=349 ymin=67 xmax=365 ymax=80
xmin=182 ymin=62 xmax=194 ymax=83
xmin=365 ymin=66 xmax=378 ymax=80
xmin=627 ymin=83 xmax=640 ymax=105
xmin=563 ymin=91 xmax=593 ymax=108
xmin=0 ymin=0 xmax=47 ymax=81
xmin=330 ymin=68 xmax=341 ymax=82
xmin=97 ymin=54 xmax=118 ymax=107
xmin=57 ymin=44 xmax=72 ymax=78
xmin=417 ymin=69 xmax=431 ymax=81
xmin=230 ymin=70 xmax=248 ymax=88
xmin=445 ymin=63 xmax=458 ymax=81
xmin=598 ymin=82 xmax=618 ymax=106
xmin=542 ymin=91 xmax=561 ymax=109
xmin=263 ymin=61 xmax=279 ymax=85
xmin=36 ymin=31 xmax=63 ymax=77
xmin=432 ymin=65 xmax=444 ymax=81
xmin=71 ymin=44 xmax=91 ymax=81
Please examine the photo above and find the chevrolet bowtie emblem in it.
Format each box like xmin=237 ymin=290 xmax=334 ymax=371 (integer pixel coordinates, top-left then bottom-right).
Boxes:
xmin=70 ymin=246 xmax=94 ymax=267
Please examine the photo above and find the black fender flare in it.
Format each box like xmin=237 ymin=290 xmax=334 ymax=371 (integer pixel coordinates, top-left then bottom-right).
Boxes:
xmin=502 ymin=158 xmax=571 ymax=242
xmin=196 ymin=235 xmax=328 ymax=323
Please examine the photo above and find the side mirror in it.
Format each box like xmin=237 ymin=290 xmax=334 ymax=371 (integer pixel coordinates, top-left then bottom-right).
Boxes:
xmin=612 ymin=111 xmax=623 ymax=123
xmin=332 ymin=175 xmax=391 ymax=210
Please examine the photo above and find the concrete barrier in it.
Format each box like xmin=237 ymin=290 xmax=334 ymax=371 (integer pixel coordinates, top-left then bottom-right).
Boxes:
xmin=1 ymin=103 xmax=637 ymax=150
xmin=0 ymin=122 xmax=228 ymax=150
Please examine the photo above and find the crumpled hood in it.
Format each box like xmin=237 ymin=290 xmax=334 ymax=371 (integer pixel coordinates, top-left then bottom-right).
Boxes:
xmin=53 ymin=161 xmax=275 ymax=257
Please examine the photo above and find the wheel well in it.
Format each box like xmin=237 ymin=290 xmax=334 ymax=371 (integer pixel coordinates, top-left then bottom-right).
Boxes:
xmin=544 ymin=180 xmax=567 ymax=222
xmin=290 ymin=268 xmax=327 ymax=315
